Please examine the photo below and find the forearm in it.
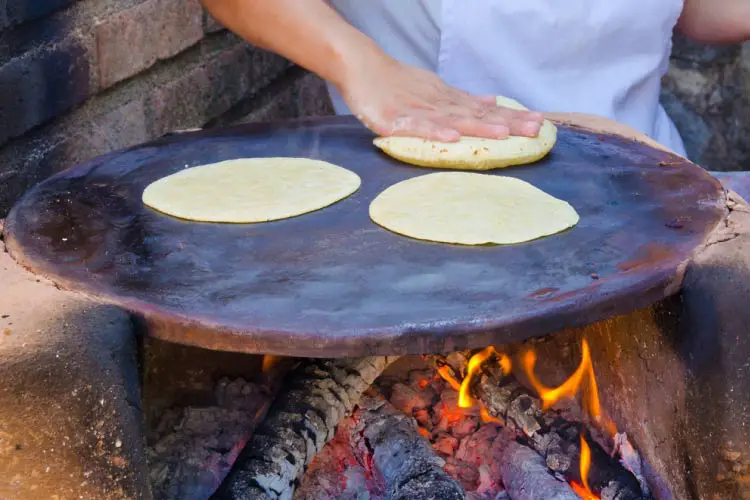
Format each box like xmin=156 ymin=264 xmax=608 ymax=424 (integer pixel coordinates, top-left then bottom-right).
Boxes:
xmin=677 ymin=0 xmax=750 ymax=43
xmin=200 ymin=0 xmax=385 ymax=88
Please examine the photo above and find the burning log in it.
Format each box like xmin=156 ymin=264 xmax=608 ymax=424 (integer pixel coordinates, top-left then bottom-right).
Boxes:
xmin=212 ymin=356 xmax=397 ymax=500
xmin=348 ymin=394 xmax=465 ymax=500
xmin=429 ymin=352 xmax=648 ymax=500
xmin=492 ymin=429 xmax=580 ymax=500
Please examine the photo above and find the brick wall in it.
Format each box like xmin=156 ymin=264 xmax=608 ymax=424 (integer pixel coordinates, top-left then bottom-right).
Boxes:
xmin=0 ymin=3 xmax=748 ymax=217
xmin=0 ymin=0 xmax=333 ymax=216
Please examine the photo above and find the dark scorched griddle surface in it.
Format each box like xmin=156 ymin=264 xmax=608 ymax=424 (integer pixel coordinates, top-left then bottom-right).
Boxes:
xmin=3 ymin=116 xmax=725 ymax=356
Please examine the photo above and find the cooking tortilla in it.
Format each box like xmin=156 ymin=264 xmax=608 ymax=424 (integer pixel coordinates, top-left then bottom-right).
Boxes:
xmin=369 ymin=172 xmax=579 ymax=245
xmin=142 ymin=158 xmax=361 ymax=223
xmin=373 ymin=96 xmax=557 ymax=170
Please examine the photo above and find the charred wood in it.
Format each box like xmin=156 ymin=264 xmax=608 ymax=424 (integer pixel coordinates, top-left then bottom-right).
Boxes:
xmin=348 ymin=394 xmax=465 ymax=500
xmin=492 ymin=429 xmax=580 ymax=500
xmin=429 ymin=354 xmax=648 ymax=500
xmin=212 ymin=356 xmax=397 ymax=500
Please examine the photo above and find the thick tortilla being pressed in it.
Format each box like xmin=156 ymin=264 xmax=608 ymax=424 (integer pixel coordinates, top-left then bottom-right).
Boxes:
xmin=142 ymin=158 xmax=361 ymax=223
xmin=369 ymin=172 xmax=579 ymax=245
xmin=373 ymin=96 xmax=557 ymax=170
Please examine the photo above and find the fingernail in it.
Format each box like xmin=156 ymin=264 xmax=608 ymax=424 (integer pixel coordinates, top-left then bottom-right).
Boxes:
xmin=523 ymin=121 xmax=541 ymax=135
xmin=491 ymin=125 xmax=510 ymax=138
xmin=528 ymin=112 xmax=545 ymax=121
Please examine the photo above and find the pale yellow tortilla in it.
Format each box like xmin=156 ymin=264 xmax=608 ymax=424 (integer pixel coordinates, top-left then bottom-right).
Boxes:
xmin=369 ymin=172 xmax=579 ymax=245
xmin=142 ymin=158 xmax=361 ymax=223
xmin=373 ymin=96 xmax=557 ymax=170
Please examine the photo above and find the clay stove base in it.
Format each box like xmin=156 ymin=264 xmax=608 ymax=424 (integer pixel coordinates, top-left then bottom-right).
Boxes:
xmin=2 ymin=186 xmax=750 ymax=499
xmin=0 ymin=231 xmax=149 ymax=499
xmin=144 ymin=192 xmax=750 ymax=500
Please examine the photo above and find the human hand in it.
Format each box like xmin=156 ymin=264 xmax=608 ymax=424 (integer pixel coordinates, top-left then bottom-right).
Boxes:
xmin=336 ymin=52 xmax=545 ymax=142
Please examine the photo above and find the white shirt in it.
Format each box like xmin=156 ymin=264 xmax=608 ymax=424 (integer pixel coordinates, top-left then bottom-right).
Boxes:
xmin=327 ymin=0 xmax=687 ymax=156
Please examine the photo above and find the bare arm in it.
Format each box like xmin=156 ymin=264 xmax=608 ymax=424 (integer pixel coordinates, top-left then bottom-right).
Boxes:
xmin=677 ymin=0 xmax=750 ymax=43
xmin=199 ymin=0 xmax=543 ymax=141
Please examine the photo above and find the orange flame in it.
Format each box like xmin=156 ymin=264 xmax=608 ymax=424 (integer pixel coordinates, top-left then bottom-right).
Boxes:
xmin=480 ymin=407 xmax=502 ymax=424
xmin=436 ymin=365 xmax=462 ymax=392
xmin=498 ymin=352 xmax=512 ymax=376
xmin=570 ymin=435 xmax=599 ymax=499
xmin=459 ymin=347 xmax=496 ymax=408
xmin=521 ymin=338 xmax=601 ymax=420
xmin=457 ymin=348 xmax=512 ymax=408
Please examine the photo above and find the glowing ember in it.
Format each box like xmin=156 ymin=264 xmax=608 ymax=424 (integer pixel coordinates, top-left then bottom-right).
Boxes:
xmin=521 ymin=338 xmax=601 ymax=419
xmin=570 ymin=435 xmax=600 ymax=499
xmin=417 ymin=427 xmax=432 ymax=439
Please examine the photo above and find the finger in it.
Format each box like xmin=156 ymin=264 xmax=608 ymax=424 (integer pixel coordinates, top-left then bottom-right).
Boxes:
xmin=439 ymin=104 xmax=542 ymax=135
xmin=386 ymin=115 xmax=462 ymax=142
xmin=482 ymin=106 xmax=544 ymax=137
xmin=474 ymin=94 xmax=499 ymax=105
xmin=486 ymin=105 xmax=544 ymax=123
xmin=431 ymin=114 xmax=511 ymax=139
xmin=504 ymin=117 xmax=542 ymax=137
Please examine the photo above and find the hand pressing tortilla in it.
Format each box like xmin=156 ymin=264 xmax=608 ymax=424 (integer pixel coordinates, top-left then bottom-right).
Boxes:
xmin=373 ymin=96 xmax=557 ymax=170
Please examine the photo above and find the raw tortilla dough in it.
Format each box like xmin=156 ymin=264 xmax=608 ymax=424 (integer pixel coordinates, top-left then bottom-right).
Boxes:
xmin=369 ymin=172 xmax=579 ymax=245
xmin=142 ymin=158 xmax=361 ymax=223
xmin=373 ymin=96 xmax=557 ymax=170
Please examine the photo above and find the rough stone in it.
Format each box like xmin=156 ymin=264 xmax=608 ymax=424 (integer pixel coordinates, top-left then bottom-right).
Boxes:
xmin=0 ymin=0 xmax=8 ymax=30
xmin=0 ymin=233 xmax=150 ymax=499
xmin=42 ymin=97 xmax=150 ymax=169
xmin=213 ymin=68 xmax=333 ymax=127
xmin=5 ymin=0 xmax=77 ymax=26
xmin=147 ymin=44 xmax=288 ymax=136
xmin=0 ymin=34 xmax=92 ymax=146
xmin=95 ymin=0 xmax=204 ymax=89
xmin=202 ymin=10 xmax=224 ymax=34
xmin=662 ymin=36 xmax=750 ymax=171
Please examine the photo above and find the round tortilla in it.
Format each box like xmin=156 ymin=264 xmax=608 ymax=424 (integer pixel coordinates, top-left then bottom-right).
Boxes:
xmin=142 ymin=158 xmax=361 ymax=223
xmin=373 ymin=96 xmax=557 ymax=170
xmin=369 ymin=172 xmax=579 ymax=245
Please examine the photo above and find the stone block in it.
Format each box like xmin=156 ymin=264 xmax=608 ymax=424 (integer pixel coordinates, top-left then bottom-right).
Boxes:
xmin=148 ymin=44 xmax=289 ymax=136
xmin=5 ymin=0 xmax=77 ymax=26
xmin=0 ymin=35 xmax=92 ymax=146
xmin=40 ymin=97 xmax=150 ymax=172
xmin=95 ymin=0 xmax=204 ymax=89
xmin=0 ymin=96 xmax=148 ymax=217
xmin=663 ymin=37 xmax=750 ymax=171
xmin=231 ymin=69 xmax=334 ymax=125
xmin=0 ymin=0 xmax=8 ymax=29
xmin=202 ymin=10 xmax=224 ymax=34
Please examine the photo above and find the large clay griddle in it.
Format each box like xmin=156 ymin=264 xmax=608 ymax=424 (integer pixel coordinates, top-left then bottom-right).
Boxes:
xmin=3 ymin=116 xmax=725 ymax=357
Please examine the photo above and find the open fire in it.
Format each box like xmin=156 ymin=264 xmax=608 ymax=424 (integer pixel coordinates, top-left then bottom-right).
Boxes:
xmin=148 ymin=339 xmax=651 ymax=499
xmin=426 ymin=337 xmax=641 ymax=499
